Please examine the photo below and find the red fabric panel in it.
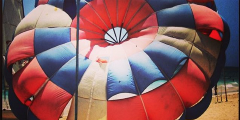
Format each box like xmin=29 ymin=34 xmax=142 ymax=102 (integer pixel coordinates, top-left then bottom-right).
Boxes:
xmin=117 ymin=0 xmax=131 ymax=26
xmin=7 ymin=30 xmax=35 ymax=67
xmin=108 ymin=96 xmax=148 ymax=120
xmin=70 ymin=28 xmax=104 ymax=40
xmin=30 ymin=81 xmax=72 ymax=120
xmin=71 ymin=16 xmax=105 ymax=35
xmin=170 ymin=59 xmax=209 ymax=108
xmin=190 ymin=4 xmax=223 ymax=41
xmin=141 ymin=82 xmax=184 ymax=120
xmin=104 ymin=0 xmax=117 ymax=27
xmin=70 ymin=28 xmax=107 ymax=44
xmin=129 ymin=13 xmax=158 ymax=35
xmin=12 ymin=58 xmax=48 ymax=105
xmin=209 ymin=30 xmax=222 ymax=41
xmin=38 ymin=0 xmax=49 ymax=6
xmin=126 ymin=3 xmax=154 ymax=30
xmin=129 ymin=27 xmax=158 ymax=39
xmin=89 ymin=0 xmax=112 ymax=28
xmin=188 ymin=0 xmax=214 ymax=3
xmin=78 ymin=30 xmax=104 ymax=40
xmin=78 ymin=3 xmax=109 ymax=32
xmin=123 ymin=0 xmax=146 ymax=29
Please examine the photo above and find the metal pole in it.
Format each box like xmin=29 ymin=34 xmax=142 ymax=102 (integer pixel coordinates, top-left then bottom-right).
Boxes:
xmin=75 ymin=0 xmax=80 ymax=120
xmin=220 ymin=86 xmax=222 ymax=102
xmin=223 ymin=68 xmax=228 ymax=102
xmin=214 ymin=85 xmax=218 ymax=103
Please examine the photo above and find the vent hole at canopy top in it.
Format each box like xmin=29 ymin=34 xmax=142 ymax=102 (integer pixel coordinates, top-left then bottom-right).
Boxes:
xmin=104 ymin=27 xmax=128 ymax=44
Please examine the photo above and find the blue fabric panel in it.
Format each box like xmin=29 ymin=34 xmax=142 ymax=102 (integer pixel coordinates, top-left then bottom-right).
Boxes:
xmin=63 ymin=0 xmax=76 ymax=19
xmin=128 ymin=51 xmax=165 ymax=94
xmin=48 ymin=0 xmax=64 ymax=9
xmin=34 ymin=28 xmax=71 ymax=55
xmin=23 ymin=0 xmax=36 ymax=17
xmin=144 ymin=41 xmax=188 ymax=79
xmin=107 ymin=59 xmax=137 ymax=100
xmin=51 ymin=55 xmax=91 ymax=95
xmin=156 ymin=4 xmax=195 ymax=29
xmin=185 ymin=88 xmax=212 ymax=119
xmin=8 ymin=87 xmax=29 ymax=120
xmin=146 ymin=0 xmax=187 ymax=11
xmin=36 ymin=42 xmax=75 ymax=78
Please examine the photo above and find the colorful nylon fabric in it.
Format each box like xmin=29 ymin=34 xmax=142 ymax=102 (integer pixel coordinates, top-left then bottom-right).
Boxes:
xmin=5 ymin=0 xmax=230 ymax=119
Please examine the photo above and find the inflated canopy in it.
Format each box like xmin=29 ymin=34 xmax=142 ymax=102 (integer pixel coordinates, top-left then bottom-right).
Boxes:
xmin=5 ymin=0 xmax=230 ymax=120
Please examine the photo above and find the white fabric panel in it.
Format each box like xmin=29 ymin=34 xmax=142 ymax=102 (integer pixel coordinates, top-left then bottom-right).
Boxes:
xmin=66 ymin=96 xmax=107 ymax=120
xmin=78 ymin=61 xmax=108 ymax=100
xmin=15 ymin=4 xmax=72 ymax=36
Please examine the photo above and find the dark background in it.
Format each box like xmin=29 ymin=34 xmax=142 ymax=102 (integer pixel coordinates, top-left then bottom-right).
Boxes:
xmin=215 ymin=0 xmax=239 ymax=67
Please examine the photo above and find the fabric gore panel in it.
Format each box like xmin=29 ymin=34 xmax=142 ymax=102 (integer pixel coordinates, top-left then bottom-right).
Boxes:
xmin=125 ymin=1 xmax=154 ymax=30
xmin=78 ymin=62 xmax=108 ymax=100
xmin=142 ymin=82 xmax=185 ymax=120
xmin=30 ymin=81 xmax=72 ymax=120
xmin=34 ymin=28 xmax=71 ymax=55
xmin=129 ymin=13 xmax=158 ymax=35
xmin=12 ymin=58 xmax=48 ymax=106
xmin=190 ymin=4 xmax=223 ymax=40
xmin=51 ymin=55 xmax=91 ymax=95
xmin=128 ymin=51 xmax=165 ymax=93
xmin=36 ymin=42 xmax=75 ymax=78
xmin=107 ymin=96 xmax=148 ymax=120
xmin=38 ymin=0 xmax=49 ymax=5
xmin=7 ymin=30 xmax=35 ymax=66
xmin=147 ymin=0 xmax=187 ymax=11
xmin=170 ymin=59 xmax=209 ymax=108
xmin=144 ymin=41 xmax=188 ymax=79
xmin=157 ymin=4 xmax=195 ymax=29
xmin=107 ymin=59 xmax=137 ymax=99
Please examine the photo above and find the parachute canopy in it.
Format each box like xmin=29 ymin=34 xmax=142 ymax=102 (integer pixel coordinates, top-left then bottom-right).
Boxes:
xmin=5 ymin=0 xmax=230 ymax=120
